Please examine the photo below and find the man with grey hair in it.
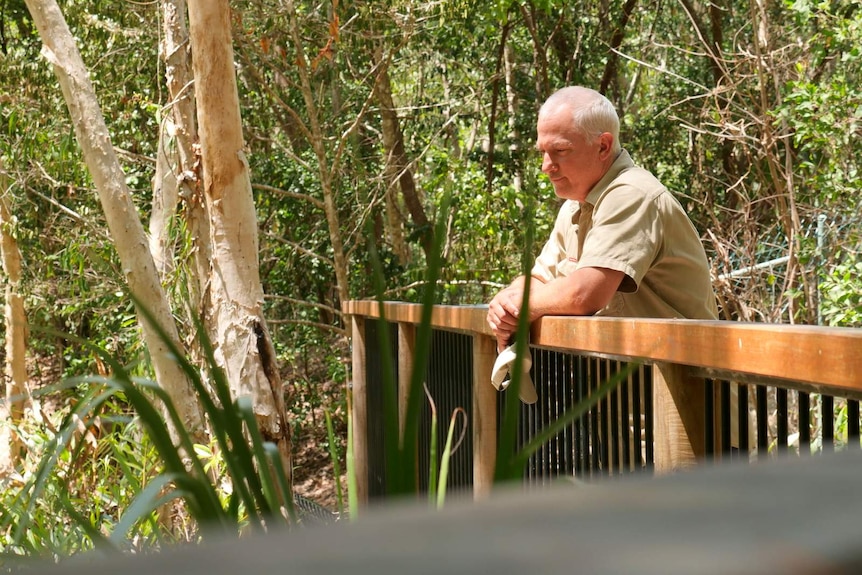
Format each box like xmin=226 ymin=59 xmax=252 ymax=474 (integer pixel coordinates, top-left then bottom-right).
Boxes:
xmin=487 ymin=86 xmax=718 ymax=351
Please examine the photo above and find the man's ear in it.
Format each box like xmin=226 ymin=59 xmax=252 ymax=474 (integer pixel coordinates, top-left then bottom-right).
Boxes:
xmin=598 ymin=132 xmax=615 ymax=158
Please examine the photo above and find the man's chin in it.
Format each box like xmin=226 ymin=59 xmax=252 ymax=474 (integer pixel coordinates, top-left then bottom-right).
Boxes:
xmin=552 ymin=185 xmax=574 ymax=200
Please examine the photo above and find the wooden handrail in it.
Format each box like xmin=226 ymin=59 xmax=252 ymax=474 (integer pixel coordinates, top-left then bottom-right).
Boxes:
xmin=344 ymin=300 xmax=862 ymax=499
xmin=343 ymin=300 xmax=862 ymax=397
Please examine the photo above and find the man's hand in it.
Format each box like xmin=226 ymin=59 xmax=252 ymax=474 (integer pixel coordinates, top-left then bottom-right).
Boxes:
xmin=487 ymin=284 xmax=524 ymax=347
xmin=488 ymin=276 xmax=545 ymax=350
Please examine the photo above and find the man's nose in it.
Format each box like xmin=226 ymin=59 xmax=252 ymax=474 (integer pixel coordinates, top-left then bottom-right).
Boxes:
xmin=541 ymin=153 xmax=556 ymax=173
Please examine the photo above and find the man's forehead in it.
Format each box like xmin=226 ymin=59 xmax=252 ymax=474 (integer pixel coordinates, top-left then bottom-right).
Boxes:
xmin=535 ymin=133 xmax=577 ymax=150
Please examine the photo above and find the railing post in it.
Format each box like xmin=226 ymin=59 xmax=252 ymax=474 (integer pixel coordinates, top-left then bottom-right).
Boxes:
xmin=397 ymin=323 xmax=416 ymax=439
xmin=350 ymin=314 xmax=369 ymax=505
xmin=397 ymin=322 xmax=417 ymax=490
xmin=473 ymin=335 xmax=498 ymax=498
xmin=653 ymin=362 xmax=706 ymax=474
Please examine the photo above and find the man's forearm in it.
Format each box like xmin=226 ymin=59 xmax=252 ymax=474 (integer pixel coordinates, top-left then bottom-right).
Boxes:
xmin=527 ymin=268 xmax=624 ymax=319
xmin=507 ymin=274 xmax=548 ymax=293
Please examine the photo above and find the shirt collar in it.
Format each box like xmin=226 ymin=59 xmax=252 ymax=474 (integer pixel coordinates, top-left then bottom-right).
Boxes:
xmin=584 ymin=149 xmax=632 ymax=206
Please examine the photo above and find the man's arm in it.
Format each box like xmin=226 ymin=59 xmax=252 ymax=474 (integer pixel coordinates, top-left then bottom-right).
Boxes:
xmin=487 ymin=267 xmax=624 ymax=348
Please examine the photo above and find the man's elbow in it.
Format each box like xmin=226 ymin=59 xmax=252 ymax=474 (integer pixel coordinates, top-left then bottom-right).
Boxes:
xmin=566 ymin=267 xmax=624 ymax=315
xmin=571 ymin=293 xmax=606 ymax=316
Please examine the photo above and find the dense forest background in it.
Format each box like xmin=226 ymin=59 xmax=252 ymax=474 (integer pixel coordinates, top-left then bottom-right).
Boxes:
xmin=0 ymin=0 xmax=860 ymax=560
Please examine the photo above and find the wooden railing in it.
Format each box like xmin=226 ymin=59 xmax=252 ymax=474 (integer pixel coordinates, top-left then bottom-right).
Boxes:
xmin=344 ymin=300 xmax=862 ymax=503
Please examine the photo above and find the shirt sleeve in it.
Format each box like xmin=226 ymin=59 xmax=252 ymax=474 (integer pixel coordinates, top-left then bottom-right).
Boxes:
xmin=577 ymin=186 xmax=662 ymax=293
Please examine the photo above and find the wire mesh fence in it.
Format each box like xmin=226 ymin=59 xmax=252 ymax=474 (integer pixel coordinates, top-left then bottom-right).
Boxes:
xmin=713 ymin=212 xmax=862 ymax=325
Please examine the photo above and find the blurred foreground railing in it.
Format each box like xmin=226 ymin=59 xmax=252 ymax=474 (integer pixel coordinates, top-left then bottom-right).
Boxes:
xmin=344 ymin=300 xmax=862 ymax=503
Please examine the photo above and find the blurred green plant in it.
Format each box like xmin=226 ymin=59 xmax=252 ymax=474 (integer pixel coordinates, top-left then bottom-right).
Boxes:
xmin=1 ymin=309 xmax=306 ymax=565
xmin=323 ymin=408 xmax=345 ymax=516
xmin=0 ymin=394 xmax=169 ymax=564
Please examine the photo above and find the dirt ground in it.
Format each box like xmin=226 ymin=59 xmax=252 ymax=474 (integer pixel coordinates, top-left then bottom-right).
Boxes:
xmin=282 ymin=348 xmax=350 ymax=514
xmin=291 ymin=420 xmax=347 ymax=512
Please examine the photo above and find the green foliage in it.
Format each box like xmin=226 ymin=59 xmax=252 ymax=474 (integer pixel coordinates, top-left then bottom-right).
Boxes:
xmin=819 ymin=259 xmax=862 ymax=327
xmin=777 ymin=73 xmax=862 ymax=208
xmin=1 ymin=311 xmax=308 ymax=563
xmin=0 ymin=395 xmax=175 ymax=564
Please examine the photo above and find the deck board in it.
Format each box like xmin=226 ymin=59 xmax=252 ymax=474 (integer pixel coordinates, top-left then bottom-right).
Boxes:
xmin=38 ymin=450 xmax=862 ymax=575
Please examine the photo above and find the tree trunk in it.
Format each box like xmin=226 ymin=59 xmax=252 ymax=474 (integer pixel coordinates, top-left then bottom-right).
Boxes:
xmin=598 ymin=0 xmax=638 ymax=102
xmin=186 ymin=0 xmax=292 ymax=470
xmin=150 ymin=131 xmax=179 ymax=277
xmin=373 ymin=55 xmax=431 ymax=261
xmin=24 ymin=0 xmax=207 ymax=445
xmin=152 ymin=0 xmax=213 ymax=381
xmin=0 ymin=161 xmax=27 ymax=472
xmin=485 ymin=21 xmax=511 ymax=197
xmin=155 ymin=0 xmax=211 ymax=308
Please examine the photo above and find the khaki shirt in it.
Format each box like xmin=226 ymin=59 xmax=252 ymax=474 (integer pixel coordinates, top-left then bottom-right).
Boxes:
xmin=531 ymin=150 xmax=718 ymax=320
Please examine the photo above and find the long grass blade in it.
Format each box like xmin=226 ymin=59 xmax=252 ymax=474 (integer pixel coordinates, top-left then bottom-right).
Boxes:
xmin=264 ymin=442 xmax=297 ymax=524
xmin=424 ymin=384 xmax=439 ymax=507
xmin=345 ymin=392 xmax=358 ymax=521
xmin=494 ymin=284 xmax=534 ymax=482
xmin=109 ymin=473 xmax=185 ymax=546
xmin=323 ymin=408 xmax=344 ymax=516
xmin=367 ymin=233 xmax=406 ymax=496
xmin=236 ymin=397 xmax=280 ymax=522
xmin=437 ymin=407 xmax=467 ymax=509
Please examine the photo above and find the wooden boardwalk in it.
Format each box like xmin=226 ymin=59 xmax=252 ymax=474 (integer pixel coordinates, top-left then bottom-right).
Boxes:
xmin=40 ymin=449 xmax=862 ymax=574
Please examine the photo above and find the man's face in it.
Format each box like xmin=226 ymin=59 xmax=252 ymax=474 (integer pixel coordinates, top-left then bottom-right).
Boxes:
xmin=535 ymin=108 xmax=607 ymax=203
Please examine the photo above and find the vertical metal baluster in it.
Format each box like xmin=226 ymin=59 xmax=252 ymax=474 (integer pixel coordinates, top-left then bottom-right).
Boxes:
xmin=756 ymin=386 xmax=768 ymax=459
xmin=610 ymin=362 xmax=620 ymax=475
xmin=737 ymin=384 xmax=749 ymax=461
xmin=581 ymin=358 xmax=588 ymax=477
xmin=572 ymin=354 xmax=582 ymax=476
xmin=590 ymin=358 xmax=600 ymax=477
xmin=621 ymin=369 xmax=631 ymax=473
xmin=704 ymin=379 xmax=714 ymax=458
xmin=777 ymin=388 xmax=788 ymax=452
xmin=632 ymin=366 xmax=643 ymax=472
xmin=720 ymin=380 xmax=731 ymax=456
xmin=822 ymin=395 xmax=834 ymax=453
xmin=598 ymin=359 xmax=611 ymax=476
xmin=643 ymin=366 xmax=654 ymax=473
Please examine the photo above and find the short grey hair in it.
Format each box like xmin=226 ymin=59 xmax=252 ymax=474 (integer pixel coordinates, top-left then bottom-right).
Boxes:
xmin=540 ymin=86 xmax=621 ymax=154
